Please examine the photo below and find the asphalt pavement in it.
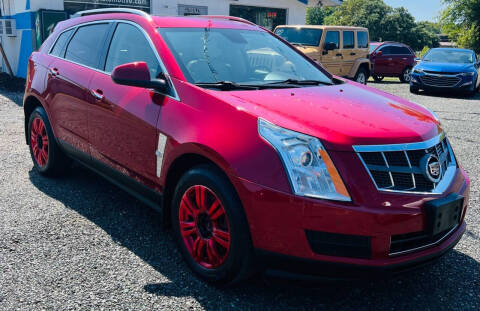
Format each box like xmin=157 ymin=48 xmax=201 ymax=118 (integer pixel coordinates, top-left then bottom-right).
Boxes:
xmin=0 ymin=81 xmax=478 ymax=310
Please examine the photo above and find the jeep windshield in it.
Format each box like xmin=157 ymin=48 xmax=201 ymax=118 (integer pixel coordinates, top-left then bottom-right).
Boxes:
xmin=157 ymin=28 xmax=333 ymax=89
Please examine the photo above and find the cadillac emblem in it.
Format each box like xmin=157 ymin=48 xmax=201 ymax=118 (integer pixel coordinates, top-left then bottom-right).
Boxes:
xmin=421 ymin=154 xmax=442 ymax=183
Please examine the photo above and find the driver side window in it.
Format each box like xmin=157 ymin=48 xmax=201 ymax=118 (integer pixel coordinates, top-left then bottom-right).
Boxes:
xmin=105 ymin=23 xmax=161 ymax=79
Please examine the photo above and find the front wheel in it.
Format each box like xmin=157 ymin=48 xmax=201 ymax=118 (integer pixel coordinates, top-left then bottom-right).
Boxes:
xmin=400 ymin=67 xmax=412 ymax=83
xmin=354 ymin=67 xmax=368 ymax=85
xmin=171 ymin=165 xmax=254 ymax=285
xmin=410 ymin=85 xmax=419 ymax=94
xmin=28 ymin=107 xmax=70 ymax=176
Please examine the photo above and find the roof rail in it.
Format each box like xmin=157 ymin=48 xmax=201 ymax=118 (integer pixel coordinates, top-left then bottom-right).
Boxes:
xmin=190 ymin=15 xmax=257 ymax=26
xmin=72 ymin=8 xmax=150 ymax=19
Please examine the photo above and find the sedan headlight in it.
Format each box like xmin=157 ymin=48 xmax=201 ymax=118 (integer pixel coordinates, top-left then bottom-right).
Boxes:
xmin=258 ymin=119 xmax=351 ymax=202
xmin=461 ymin=71 xmax=475 ymax=77
xmin=413 ymin=67 xmax=424 ymax=74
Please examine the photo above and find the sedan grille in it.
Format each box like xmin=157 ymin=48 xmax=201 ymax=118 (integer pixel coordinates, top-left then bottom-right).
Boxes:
xmin=354 ymin=135 xmax=456 ymax=194
xmin=420 ymin=74 xmax=461 ymax=87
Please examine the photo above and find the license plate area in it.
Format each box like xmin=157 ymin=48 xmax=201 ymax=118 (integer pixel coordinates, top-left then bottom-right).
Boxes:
xmin=425 ymin=193 xmax=463 ymax=237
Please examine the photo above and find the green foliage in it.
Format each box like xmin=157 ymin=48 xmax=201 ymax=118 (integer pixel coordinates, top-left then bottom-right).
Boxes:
xmin=418 ymin=46 xmax=430 ymax=58
xmin=306 ymin=7 xmax=335 ymax=25
xmin=440 ymin=0 xmax=480 ymax=53
xmin=320 ymin=0 xmax=440 ymax=50
xmin=416 ymin=21 xmax=442 ymax=35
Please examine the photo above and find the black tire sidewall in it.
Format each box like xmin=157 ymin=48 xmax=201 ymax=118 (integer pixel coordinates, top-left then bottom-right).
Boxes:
xmin=401 ymin=67 xmax=412 ymax=83
xmin=171 ymin=165 xmax=252 ymax=284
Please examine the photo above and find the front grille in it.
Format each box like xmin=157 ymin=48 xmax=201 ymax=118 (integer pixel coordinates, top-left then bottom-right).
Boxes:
xmin=390 ymin=226 xmax=457 ymax=255
xmin=420 ymin=74 xmax=461 ymax=87
xmin=423 ymin=70 xmax=461 ymax=75
xmin=355 ymin=135 xmax=456 ymax=194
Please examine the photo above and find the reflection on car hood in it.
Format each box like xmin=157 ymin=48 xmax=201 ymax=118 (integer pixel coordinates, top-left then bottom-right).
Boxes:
xmin=210 ymin=81 xmax=441 ymax=151
xmin=417 ymin=61 xmax=475 ymax=73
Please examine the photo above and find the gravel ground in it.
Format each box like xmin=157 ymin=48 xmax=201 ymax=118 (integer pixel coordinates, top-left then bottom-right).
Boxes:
xmin=0 ymin=83 xmax=479 ymax=310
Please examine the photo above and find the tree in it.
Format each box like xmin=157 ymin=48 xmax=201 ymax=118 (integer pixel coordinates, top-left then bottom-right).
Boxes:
xmin=440 ymin=0 xmax=480 ymax=53
xmin=306 ymin=7 xmax=336 ymax=25
xmin=322 ymin=0 xmax=440 ymax=50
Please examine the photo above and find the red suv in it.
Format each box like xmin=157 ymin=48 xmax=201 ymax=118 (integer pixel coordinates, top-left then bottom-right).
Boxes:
xmin=24 ymin=9 xmax=469 ymax=284
xmin=369 ymin=42 xmax=416 ymax=83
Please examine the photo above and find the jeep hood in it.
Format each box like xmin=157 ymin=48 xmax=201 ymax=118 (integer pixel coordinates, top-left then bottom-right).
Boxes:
xmin=210 ymin=81 xmax=441 ymax=151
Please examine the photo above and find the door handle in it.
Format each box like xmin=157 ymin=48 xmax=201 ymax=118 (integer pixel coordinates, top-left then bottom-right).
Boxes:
xmin=336 ymin=53 xmax=342 ymax=57
xmin=91 ymin=89 xmax=104 ymax=101
xmin=350 ymin=52 xmax=356 ymax=56
xmin=387 ymin=58 xmax=393 ymax=61
xmin=49 ymin=67 xmax=59 ymax=77
xmin=402 ymin=58 xmax=408 ymax=60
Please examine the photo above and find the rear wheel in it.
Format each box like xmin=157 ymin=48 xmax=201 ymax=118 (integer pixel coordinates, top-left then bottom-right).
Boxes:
xmin=354 ymin=67 xmax=368 ymax=85
xmin=28 ymin=107 xmax=70 ymax=176
xmin=400 ymin=67 xmax=412 ymax=83
xmin=171 ymin=165 xmax=254 ymax=285
xmin=372 ymin=75 xmax=384 ymax=82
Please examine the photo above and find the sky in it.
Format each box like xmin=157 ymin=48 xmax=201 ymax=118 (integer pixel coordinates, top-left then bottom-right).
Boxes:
xmin=383 ymin=0 xmax=446 ymax=22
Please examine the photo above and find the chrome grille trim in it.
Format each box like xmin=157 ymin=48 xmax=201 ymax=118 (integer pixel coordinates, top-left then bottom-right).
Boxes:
xmin=420 ymin=74 xmax=461 ymax=87
xmin=353 ymin=133 xmax=457 ymax=194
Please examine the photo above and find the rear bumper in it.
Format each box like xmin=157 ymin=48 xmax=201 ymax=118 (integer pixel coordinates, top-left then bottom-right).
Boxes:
xmin=231 ymin=167 xmax=469 ymax=277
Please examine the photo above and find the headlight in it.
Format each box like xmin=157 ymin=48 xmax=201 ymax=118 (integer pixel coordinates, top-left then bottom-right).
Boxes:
xmin=258 ymin=119 xmax=351 ymax=202
xmin=461 ymin=72 xmax=475 ymax=76
xmin=413 ymin=67 xmax=423 ymax=74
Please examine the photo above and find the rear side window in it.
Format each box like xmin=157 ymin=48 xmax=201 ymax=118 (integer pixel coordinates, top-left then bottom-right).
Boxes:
xmin=325 ymin=31 xmax=339 ymax=49
xmin=342 ymin=31 xmax=354 ymax=49
xmin=396 ymin=46 xmax=412 ymax=54
xmin=50 ymin=29 xmax=73 ymax=57
xmin=357 ymin=31 xmax=368 ymax=48
xmin=65 ymin=23 xmax=110 ymax=68
xmin=379 ymin=46 xmax=392 ymax=55
xmin=105 ymin=23 xmax=161 ymax=78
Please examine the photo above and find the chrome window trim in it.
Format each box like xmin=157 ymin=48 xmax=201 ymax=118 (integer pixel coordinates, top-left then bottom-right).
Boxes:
xmin=354 ymin=133 xmax=457 ymax=195
xmin=389 ymin=224 xmax=459 ymax=257
xmin=47 ymin=19 xmax=180 ymax=102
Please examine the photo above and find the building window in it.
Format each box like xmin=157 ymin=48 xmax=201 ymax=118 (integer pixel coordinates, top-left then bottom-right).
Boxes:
xmin=229 ymin=5 xmax=287 ymax=31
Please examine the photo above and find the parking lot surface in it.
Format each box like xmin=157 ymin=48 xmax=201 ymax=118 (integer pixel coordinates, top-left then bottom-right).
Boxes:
xmin=0 ymin=82 xmax=479 ymax=310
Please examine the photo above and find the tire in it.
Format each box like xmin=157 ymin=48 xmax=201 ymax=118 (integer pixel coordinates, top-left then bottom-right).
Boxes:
xmin=373 ymin=75 xmax=384 ymax=82
xmin=171 ymin=165 xmax=254 ymax=285
xmin=354 ymin=67 xmax=368 ymax=85
xmin=400 ymin=67 xmax=412 ymax=83
xmin=410 ymin=85 xmax=419 ymax=94
xmin=28 ymin=107 xmax=70 ymax=176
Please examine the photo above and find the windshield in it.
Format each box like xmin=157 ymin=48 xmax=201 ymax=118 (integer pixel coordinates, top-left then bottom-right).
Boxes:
xmin=369 ymin=44 xmax=379 ymax=54
xmin=423 ymin=49 xmax=474 ymax=64
xmin=158 ymin=28 xmax=332 ymax=86
xmin=274 ymin=27 xmax=323 ymax=47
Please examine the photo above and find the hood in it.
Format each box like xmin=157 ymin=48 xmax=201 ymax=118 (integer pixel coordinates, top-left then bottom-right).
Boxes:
xmin=416 ymin=61 xmax=475 ymax=73
xmin=210 ymin=81 xmax=441 ymax=151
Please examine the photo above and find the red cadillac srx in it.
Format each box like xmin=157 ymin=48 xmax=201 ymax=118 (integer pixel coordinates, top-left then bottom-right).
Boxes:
xmin=24 ymin=9 xmax=470 ymax=284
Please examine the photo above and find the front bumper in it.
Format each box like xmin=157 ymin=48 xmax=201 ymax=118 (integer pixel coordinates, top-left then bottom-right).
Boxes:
xmin=410 ymin=72 xmax=476 ymax=91
xmin=230 ymin=166 xmax=469 ymax=275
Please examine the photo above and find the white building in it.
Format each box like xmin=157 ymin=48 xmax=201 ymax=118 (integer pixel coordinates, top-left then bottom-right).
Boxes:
xmin=0 ymin=0 xmax=342 ymax=78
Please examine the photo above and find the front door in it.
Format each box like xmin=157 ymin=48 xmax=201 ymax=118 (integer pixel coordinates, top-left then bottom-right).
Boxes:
xmin=373 ymin=45 xmax=392 ymax=75
xmin=321 ymin=30 xmax=342 ymax=75
xmin=88 ymin=22 xmax=167 ymax=184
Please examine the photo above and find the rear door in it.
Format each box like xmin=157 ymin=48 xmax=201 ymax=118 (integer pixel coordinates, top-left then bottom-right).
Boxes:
xmin=88 ymin=22 xmax=169 ymax=184
xmin=46 ymin=22 xmax=111 ymax=155
xmin=320 ymin=30 xmax=341 ymax=75
xmin=340 ymin=30 xmax=355 ymax=75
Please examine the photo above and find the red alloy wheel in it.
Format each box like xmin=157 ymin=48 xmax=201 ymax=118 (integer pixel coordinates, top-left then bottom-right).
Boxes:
xmin=179 ymin=185 xmax=231 ymax=269
xmin=30 ymin=117 xmax=49 ymax=167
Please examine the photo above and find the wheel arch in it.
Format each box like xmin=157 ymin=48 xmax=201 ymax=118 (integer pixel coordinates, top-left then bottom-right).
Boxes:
xmin=23 ymin=94 xmax=46 ymax=145
xmin=348 ymin=58 xmax=371 ymax=78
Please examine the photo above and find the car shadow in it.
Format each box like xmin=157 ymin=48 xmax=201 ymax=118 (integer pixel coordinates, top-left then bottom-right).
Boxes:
xmin=368 ymin=79 xmax=404 ymax=85
xmin=28 ymin=164 xmax=480 ymax=310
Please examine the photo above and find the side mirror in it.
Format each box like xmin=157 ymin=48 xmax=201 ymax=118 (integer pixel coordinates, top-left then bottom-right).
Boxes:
xmin=375 ymin=50 xmax=383 ymax=57
xmin=111 ymin=61 xmax=168 ymax=92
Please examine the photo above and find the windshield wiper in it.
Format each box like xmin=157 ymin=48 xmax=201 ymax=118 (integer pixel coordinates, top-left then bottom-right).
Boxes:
xmin=263 ymin=79 xmax=334 ymax=86
xmin=195 ymin=81 xmax=260 ymax=91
